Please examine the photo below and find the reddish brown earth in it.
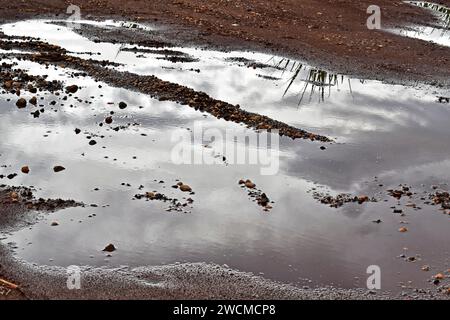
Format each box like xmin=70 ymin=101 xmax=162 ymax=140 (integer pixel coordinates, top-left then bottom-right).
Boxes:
xmin=0 ymin=0 xmax=449 ymax=84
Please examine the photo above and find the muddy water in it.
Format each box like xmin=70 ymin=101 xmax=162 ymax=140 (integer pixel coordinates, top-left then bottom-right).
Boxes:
xmin=0 ymin=20 xmax=449 ymax=293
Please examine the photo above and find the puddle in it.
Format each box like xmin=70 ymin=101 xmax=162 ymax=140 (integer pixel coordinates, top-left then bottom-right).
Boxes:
xmin=390 ymin=1 xmax=450 ymax=47
xmin=0 ymin=19 xmax=449 ymax=293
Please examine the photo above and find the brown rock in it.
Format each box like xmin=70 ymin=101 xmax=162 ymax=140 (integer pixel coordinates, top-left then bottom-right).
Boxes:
xmin=179 ymin=184 xmax=192 ymax=192
xmin=245 ymin=180 xmax=256 ymax=189
xmin=10 ymin=191 xmax=19 ymax=201
xmin=398 ymin=227 xmax=408 ymax=233
xmin=21 ymin=166 xmax=30 ymax=174
xmin=16 ymin=98 xmax=27 ymax=108
xmin=358 ymin=195 xmax=369 ymax=204
xmin=103 ymin=244 xmax=116 ymax=252
xmin=66 ymin=85 xmax=79 ymax=93
xmin=29 ymin=96 xmax=37 ymax=105
xmin=421 ymin=265 xmax=430 ymax=272
xmin=435 ymin=273 xmax=445 ymax=280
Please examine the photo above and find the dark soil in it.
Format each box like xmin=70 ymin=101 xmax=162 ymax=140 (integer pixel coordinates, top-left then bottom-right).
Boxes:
xmin=0 ymin=0 xmax=449 ymax=86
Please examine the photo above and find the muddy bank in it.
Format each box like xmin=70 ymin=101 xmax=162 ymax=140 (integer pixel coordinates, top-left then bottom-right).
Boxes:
xmin=0 ymin=0 xmax=449 ymax=87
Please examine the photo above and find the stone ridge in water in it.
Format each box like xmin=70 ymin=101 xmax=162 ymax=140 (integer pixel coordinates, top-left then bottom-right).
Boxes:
xmin=7 ymin=40 xmax=331 ymax=142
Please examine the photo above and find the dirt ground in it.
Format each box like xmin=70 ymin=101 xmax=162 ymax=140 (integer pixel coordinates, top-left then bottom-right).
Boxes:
xmin=0 ymin=0 xmax=449 ymax=85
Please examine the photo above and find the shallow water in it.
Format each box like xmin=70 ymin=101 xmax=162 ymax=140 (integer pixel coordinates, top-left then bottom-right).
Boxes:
xmin=391 ymin=1 xmax=450 ymax=47
xmin=0 ymin=20 xmax=449 ymax=293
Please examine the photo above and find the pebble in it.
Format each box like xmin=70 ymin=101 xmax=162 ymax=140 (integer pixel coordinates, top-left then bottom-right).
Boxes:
xmin=53 ymin=165 xmax=66 ymax=173
xmin=179 ymin=184 xmax=192 ymax=192
xmin=103 ymin=244 xmax=116 ymax=252
xmin=66 ymin=85 xmax=79 ymax=93
xmin=16 ymin=98 xmax=27 ymax=108
xmin=245 ymin=180 xmax=256 ymax=189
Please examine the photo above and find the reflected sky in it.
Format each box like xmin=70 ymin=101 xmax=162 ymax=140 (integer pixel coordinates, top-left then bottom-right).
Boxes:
xmin=0 ymin=20 xmax=449 ymax=293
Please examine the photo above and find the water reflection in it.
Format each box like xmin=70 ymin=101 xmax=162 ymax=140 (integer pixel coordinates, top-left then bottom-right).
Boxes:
xmin=392 ymin=1 xmax=450 ymax=47
xmin=0 ymin=20 xmax=449 ymax=293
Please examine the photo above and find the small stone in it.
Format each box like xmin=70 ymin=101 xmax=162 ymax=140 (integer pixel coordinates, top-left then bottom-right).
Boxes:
xmin=103 ymin=244 xmax=116 ymax=252
xmin=245 ymin=180 xmax=256 ymax=189
xmin=29 ymin=96 xmax=37 ymax=105
xmin=21 ymin=166 xmax=30 ymax=174
xmin=74 ymin=128 xmax=81 ymax=134
xmin=146 ymin=192 xmax=156 ymax=199
xmin=358 ymin=195 xmax=369 ymax=204
xmin=66 ymin=85 xmax=79 ymax=93
xmin=51 ymin=221 xmax=59 ymax=226
xmin=398 ymin=227 xmax=408 ymax=233
xmin=422 ymin=265 xmax=430 ymax=272
xmin=179 ymin=184 xmax=192 ymax=192
xmin=435 ymin=273 xmax=445 ymax=280
xmin=89 ymin=140 xmax=97 ymax=146
xmin=118 ymin=101 xmax=127 ymax=109
xmin=53 ymin=166 xmax=66 ymax=173
xmin=105 ymin=116 xmax=113 ymax=124
xmin=16 ymin=98 xmax=27 ymax=108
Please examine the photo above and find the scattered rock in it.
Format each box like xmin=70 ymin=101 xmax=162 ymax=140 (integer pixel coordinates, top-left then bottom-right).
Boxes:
xmin=434 ymin=273 xmax=445 ymax=280
xmin=53 ymin=166 xmax=66 ymax=173
xmin=244 ymin=180 xmax=256 ymax=189
xmin=179 ymin=184 xmax=192 ymax=192
xmin=118 ymin=101 xmax=127 ymax=109
xmin=16 ymin=98 xmax=27 ymax=108
xmin=312 ymin=191 xmax=377 ymax=208
xmin=21 ymin=166 xmax=30 ymax=174
xmin=7 ymin=173 xmax=17 ymax=180
xmin=66 ymin=85 xmax=79 ymax=93
xmin=398 ymin=227 xmax=408 ymax=233
xmin=103 ymin=244 xmax=116 ymax=252
xmin=29 ymin=96 xmax=37 ymax=105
